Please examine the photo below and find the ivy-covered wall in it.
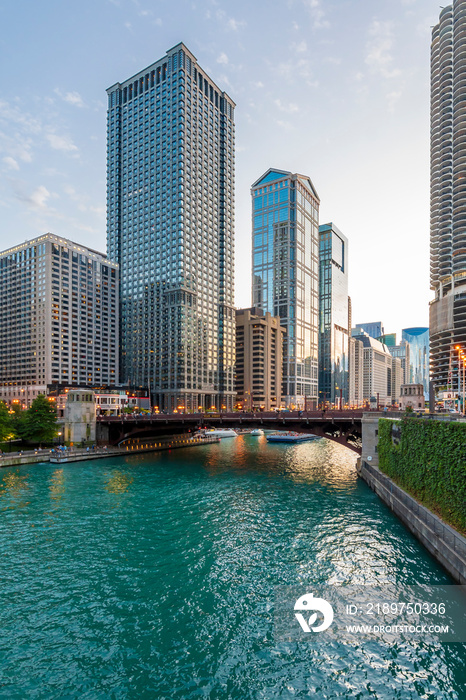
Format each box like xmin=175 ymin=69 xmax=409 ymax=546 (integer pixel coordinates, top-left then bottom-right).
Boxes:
xmin=378 ymin=418 xmax=466 ymax=532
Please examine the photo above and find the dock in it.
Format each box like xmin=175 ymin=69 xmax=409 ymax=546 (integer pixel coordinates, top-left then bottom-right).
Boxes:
xmin=0 ymin=435 xmax=220 ymax=468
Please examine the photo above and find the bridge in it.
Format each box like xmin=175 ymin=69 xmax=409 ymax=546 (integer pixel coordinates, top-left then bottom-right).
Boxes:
xmin=97 ymin=410 xmax=366 ymax=454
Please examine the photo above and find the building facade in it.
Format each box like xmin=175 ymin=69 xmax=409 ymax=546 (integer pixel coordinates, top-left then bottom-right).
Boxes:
xmin=402 ymin=327 xmax=430 ymax=397
xmin=349 ymin=336 xmax=364 ymax=407
xmin=318 ymin=223 xmax=349 ymax=408
xmin=389 ymin=340 xmax=410 ymax=385
xmin=106 ymin=43 xmax=236 ymax=411
xmin=400 ymin=384 xmax=425 ymax=411
xmin=430 ymin=3 xmax=466 ymax=388
xmin=354 ymin=321 xmax=384 ymax=339
xmin=351 ymin=330 xmax=401 ymax=406
xmin=251 ymin=169 xmax=320 ymax=409
xmin=0 ymin=234 xmax=118 ymax=407
xmin=377 ymin=333 xmax=396 ymax=347
xmin=235 ymin=308 xmax=285 ymax=411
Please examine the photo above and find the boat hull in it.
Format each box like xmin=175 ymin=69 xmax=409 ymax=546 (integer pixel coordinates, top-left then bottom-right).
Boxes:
xmin=266 ymin=433 xmax=318 ymax=443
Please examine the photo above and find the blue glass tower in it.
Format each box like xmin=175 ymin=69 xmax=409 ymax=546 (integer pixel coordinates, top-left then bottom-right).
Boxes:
xmin=402 ymin=327 xmax=430 ymax=397
xmin=106 ymin=44 xmax=236 ymax=411
xmin=319 ymin=223 xmax=349 ymax=407
xmin=251 ymin=169 xmax=320 ymax=409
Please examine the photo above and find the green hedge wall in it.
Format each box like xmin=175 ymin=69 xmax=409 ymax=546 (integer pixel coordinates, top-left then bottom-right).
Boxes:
xmin=378 ymin=418 xmax=466 ymax=532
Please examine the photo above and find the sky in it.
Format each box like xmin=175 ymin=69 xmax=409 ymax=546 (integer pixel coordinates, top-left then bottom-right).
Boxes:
xmin=0 ymin=0 xmax=444 ymax=338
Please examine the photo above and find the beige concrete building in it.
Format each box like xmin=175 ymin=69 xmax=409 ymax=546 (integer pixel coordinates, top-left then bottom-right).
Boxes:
xmin=349 ymin=336 xmax=364 ymax=407
xmin=352 ymin=330 xmax=402 ymax=407
xmin=391 ymin=357 xmax=403 ymax=407
xmin=400 ymin=384 xmax=425 ymax=410
xmin=0 ymin=233 xmax=119 ymax=407
xmin=64 ymin=389 xmax=96 ymax=444
xmin=235 ymin=308 xmax=285 ymax=411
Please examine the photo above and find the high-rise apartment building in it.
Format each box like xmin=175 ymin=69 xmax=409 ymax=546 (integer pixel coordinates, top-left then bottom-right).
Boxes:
xmin=430 ymin=2 xmax=466 ymax=387
xmin=318 ymin=223 xmax=349 ymax=408
xmin=106 ymin=43 xmax=236 ymax=411
xmin=235 ymin=308 xmax=285 ymax=411
xmin=251 ymin=169 xmax=320 ymax=409
xmin=0 ymin=234 xmax=118 ymax=406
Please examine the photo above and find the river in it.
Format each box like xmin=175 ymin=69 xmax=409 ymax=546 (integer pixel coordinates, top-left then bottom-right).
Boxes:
xmin=0 ymin=435 xmax=464 ymax=699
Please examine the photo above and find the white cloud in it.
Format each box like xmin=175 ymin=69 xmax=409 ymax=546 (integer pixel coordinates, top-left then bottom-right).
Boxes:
xmin=45 ymin=132 xmax=79 ymax=154
xmin=54 ymin=89 xmax=86 ymax=108
xmin=227 ymin=17 xmax=245 ymax=31
xmin=387 ymin=90 xmax=402 ymax=111
xmin=276 ymin=119 xmax=293 ymax=130
xmin=217 ymin=52 xmax=229 ymax=65
xmin=213 ymin=9 xmax=246 ymax=31
xmin=274 ymin=99 xmax=299 ymax=114
xmin=14 ymin=183 xmax=55 ymax=210
xmin=365 ymin=20 xmax=401 ymax=79
xmin=29 ymin=185 xmax=52 ymax=209
xmin=2 ymin=156 xmax=19 ymax=170
xmin=292 ymin=40 xmax=308 ymax=53
xmin=302 ymin=0 xmax=329 ymax=30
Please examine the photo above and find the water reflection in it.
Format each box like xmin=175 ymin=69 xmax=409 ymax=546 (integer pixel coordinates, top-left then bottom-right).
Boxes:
xmin=104 ymin=470 xmax=134 ymax=495
xmin=49 ymin=469 xmax=65 ymax=502
xmin=0 ymin=470 xmax=29 ymax=499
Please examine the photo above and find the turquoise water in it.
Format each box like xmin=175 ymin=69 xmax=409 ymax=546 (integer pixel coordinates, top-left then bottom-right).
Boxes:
xmin=0 ymin=436 xmax=464 ymax=699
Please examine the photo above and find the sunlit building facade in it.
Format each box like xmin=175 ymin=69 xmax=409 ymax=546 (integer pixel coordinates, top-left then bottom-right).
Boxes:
xmin=430 ymin=3 xmax=466 ymax=387
xmin=0 ymin=234 xmax=118 ymax=407
xmin=107 ymin=43 xmax=236 ymax=411
xmin=402 ymin=327 xmax=430 ymax=397
xmin=251 ymin=169 xmax=320 ymax=409
xmin=235 ymin=307 xmax=285 ymax=411
xmin=318 ymin=223 xmax=349 ymax=407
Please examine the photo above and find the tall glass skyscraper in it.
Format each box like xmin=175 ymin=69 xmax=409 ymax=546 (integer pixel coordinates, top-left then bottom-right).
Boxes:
xmin=318 ymin=223 xmax=349 ymax=407
xmin=402 ymin=327 xmax=430 ymax=397
xmin=430 ymin=2 xmax=466 ymax=387
xmin=106 ymin=43 xmax=236 ymax=411
xmin=251 ymin=169 xmax=319 ymax=409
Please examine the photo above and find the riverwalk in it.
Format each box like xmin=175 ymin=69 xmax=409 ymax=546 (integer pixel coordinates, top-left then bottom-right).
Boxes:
xmin=0 ymin=435 xmax=219 ymax=468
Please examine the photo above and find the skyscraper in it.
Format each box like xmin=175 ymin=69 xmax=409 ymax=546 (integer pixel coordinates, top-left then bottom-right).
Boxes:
xmin=402 ymin=327 xmax=430 ymax=397
xmin=106 ymin=43 xmax=236 ymax=411
xmin=430 ymin=2 xmax=466 ymax=387
xmin=251 ymin=169 xmax=320 ymax=409
xmin=354 ymin=322 xmax=384 ymax=340
xmin=0 ymin=234 xmax=118 ymax=406
xmin=318 ymin=223 xmax=349 ymax=408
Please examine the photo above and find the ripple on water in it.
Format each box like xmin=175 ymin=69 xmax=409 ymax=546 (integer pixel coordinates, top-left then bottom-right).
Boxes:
xmin=0 ymin=438 xmax=464 ymax=700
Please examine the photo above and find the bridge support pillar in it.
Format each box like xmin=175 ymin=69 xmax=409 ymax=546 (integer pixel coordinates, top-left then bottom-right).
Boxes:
xmin=361 ymin=414 xmax=380 ymax=467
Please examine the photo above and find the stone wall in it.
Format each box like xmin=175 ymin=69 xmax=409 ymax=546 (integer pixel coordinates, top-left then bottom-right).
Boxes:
xmin=358 ymin=459 xmax=466 ymax=584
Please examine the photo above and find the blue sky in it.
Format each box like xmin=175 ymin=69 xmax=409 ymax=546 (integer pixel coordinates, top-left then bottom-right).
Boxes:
xmin=0 ymin=0 xmax=442 ymax=336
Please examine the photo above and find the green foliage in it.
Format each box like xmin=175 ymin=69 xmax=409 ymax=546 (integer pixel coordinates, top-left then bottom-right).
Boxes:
xmin=378 ymin=418 xmax=466 ymax=532
xmin=19 ymin=394 xmax=58 ymax=445
xmin=0 ymin=401 xmax=13 ymax=441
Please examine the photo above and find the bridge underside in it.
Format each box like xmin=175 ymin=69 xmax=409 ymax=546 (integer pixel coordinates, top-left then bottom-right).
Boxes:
xmin=98 ymin=415 xmax=362 ymax=454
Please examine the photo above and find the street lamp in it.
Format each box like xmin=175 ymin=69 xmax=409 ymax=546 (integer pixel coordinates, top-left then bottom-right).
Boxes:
xmin=455 ymin=345 xmax=463 ymax=411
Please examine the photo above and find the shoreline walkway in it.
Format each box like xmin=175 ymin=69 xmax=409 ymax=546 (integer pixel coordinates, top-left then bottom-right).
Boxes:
xmin=0 ymin=435 xmax=219 ymax=468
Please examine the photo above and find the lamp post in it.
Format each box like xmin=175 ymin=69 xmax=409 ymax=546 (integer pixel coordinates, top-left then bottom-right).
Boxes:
xmin=455 ymin=345 xmax=462 ymax=411
xmin=463 ymin=357 xmax=466 ymax=416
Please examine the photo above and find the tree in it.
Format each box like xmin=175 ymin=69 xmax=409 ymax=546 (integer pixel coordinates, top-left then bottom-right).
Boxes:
xmin=20 ymin=394 xmax=58 ymax=445
xmin=0 ymin=401 xmax=13 ymax=442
